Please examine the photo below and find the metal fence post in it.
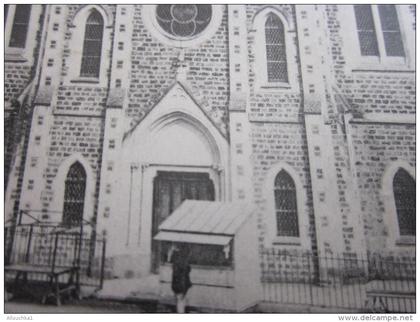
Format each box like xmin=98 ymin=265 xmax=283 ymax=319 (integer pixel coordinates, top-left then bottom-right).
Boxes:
xmin=18 ymin=210 xmax=23 ymax=225
xmin=24 ymin=224 xmax=34 ymax=263
xmin=100 ymin=236 xmax=106 ymax=289
xmin=87 ymin=225 xmax=96 ymax=277
xmin=5 ymin=226 xmax=11 ymax=265
xmin=307 ymin=253 xmax=313 ymax=306
xmin=51 ymin=231 xmax=59 ymax=273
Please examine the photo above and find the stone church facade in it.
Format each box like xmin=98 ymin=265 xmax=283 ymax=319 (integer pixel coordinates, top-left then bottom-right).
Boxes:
xmin=5 ymin=5 xmax=415 ymax=278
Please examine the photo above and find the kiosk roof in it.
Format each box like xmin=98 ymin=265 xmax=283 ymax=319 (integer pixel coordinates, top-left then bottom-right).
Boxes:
xmin=154 ymin=200 xmax=254 ymax=245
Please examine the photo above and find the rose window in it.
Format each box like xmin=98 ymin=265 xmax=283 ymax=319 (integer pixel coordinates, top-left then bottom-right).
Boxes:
xmin=156 ymin=4 xmax=212 ymax=39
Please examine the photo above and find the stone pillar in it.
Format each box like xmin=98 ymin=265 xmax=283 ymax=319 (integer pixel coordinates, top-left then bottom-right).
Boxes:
xmin=17 ymin=103 xmax=54 ymax=223
xmin=5 ymin=5 xmax=49 ymax=223
xmin=296 ymin=5 xmax=345 ymax=258
xmin=15 ymin=4 xmax=66 ymax=223
xmin=96 ymin=5 xmax=133 ymax=257
xmin=296 ymin=5 xmax=367 ymax=276
xmin=227 ymin=5 xmax=254 ymax=203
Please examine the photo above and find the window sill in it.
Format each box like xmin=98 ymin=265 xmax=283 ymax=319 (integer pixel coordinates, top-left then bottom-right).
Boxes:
xmin=351 ymin=59 xmax=413 ymax=73
xmin=272 ymin=236 xmax=301 ymax=246
xmin=5 ymin=52 xmax=28 ymax=63
xmin=70 ymin=77 xmax=100 ymax=84
xmin=259 ymin=83 xmax=292 ymax=90
xmin=395 ymin=236 xmax=415 ymax=246
xmin=351 ymin=67 xmax=414 ymax=73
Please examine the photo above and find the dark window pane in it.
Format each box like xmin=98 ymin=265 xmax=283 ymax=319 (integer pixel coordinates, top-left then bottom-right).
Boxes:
xmin=63 ymin=162 xmax=86 ymax=227
xmin=171 ymin=21 xmax=195 ymax=37
xmin=266 ymin=44 xmax=286 ymax=62
xmin=267 ymin=62 xmax=288 ymax=83
xmin=82 ymin=39 xmax=102 ymax=56
xmin=383 ymin=32 xmax=405 ymax=57
xmin=265 ymin=28 xmax=284 ymax=44
xmin=393 ymin=169 xmax=415 ymax=236
xmin=172 ymin=4 xmax=197 ymax=23
xmin=156 ymin=5 xmax=171 ymax=22
xmin=274 ymin=170 xmax=299 ymax=237
xmin=378 ymin=5 xmax=405 ymax=57
xmin=9 ymin=5 xmax=31 ymax=48
xmin=80 ymin=10 xmax=103 ymax=77
xmin=81 ymin=56 xmax=101 ymax=78
xmin=265 ymin=13 xmax=281 ymax=28
xmin=86 ymin=10 xmax=103 ymax=24
xmin=85 ymin=24 xmax=103 ymax=40
xmin=354 ymin=5 xmax=379 ymax=56
xmin=378 ymin=5 xmax=400 ymax=31
xmin=359 ymin=31 xmax=380 ymax=56
xmin=354 ymin=5 xmax=375 ymax=30
xmin=196 ymin=5 xmax=212 ymax=23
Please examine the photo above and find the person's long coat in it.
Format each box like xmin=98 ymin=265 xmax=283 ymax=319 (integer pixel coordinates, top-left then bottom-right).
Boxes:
xmin=171 ymin=249 xmax=192 ymax=295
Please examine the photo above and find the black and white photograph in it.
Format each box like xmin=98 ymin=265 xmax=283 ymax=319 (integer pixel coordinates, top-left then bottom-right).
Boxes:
xmin=2 ymin=3 xmax=416 ymax=317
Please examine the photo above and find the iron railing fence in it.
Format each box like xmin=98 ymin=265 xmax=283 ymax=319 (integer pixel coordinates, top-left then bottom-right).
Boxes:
xmin=260 ymin=249 xmax=415 ymax=313
xmin=14 ymin=209 xmax=96 ymax=228
xmin=5 ymin=223 xmax=106 ymax=289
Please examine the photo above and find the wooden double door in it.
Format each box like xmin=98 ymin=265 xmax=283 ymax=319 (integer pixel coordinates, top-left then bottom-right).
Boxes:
xmin=151 ymin=171 xmax=215 ymax=273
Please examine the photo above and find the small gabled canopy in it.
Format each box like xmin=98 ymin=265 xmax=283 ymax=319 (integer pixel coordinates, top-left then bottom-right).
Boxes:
xmin=154 ymin=200 xmax=254 ymax=246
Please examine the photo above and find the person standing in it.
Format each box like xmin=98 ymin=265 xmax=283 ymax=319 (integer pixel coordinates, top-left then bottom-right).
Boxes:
xmin=170 ymin=244 xmax=192 ymax=313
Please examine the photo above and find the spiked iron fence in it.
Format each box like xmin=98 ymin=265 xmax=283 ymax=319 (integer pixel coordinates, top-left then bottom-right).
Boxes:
xmin=261 ymin=249 xmax=415 ymax=313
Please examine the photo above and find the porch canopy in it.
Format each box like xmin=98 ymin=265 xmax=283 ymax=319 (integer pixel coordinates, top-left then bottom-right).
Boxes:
xmin=154 ymin=200 xmax=254 ymax=246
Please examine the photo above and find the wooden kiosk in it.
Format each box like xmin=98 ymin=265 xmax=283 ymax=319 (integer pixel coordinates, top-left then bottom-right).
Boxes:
xmin=154 ymin=200 xmax=260 ymax=312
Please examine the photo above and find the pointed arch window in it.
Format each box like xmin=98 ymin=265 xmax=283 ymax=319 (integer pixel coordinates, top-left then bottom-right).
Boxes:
xmin=9 ymin=5 xmax=31 ymax=48
xmin=393 ymin=169 xmax=415 ymax=236
xmin=265 ymin=13 xmax=288 ymax=83
xmin=274 ymin=170 xmax=299 ymax=237
xmin=80 ymin=10 xmax=104 ymax=78
xmin=63 ymin=162 xmax=86 ymax=227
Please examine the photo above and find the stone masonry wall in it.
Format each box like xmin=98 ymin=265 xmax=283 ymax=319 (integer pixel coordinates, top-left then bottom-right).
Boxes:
xmin=126 ymin=5 xmax=229 ymax=136
xmin=350 ymin=123 xmax=415 ymax=253
xmin=55 ymin=86 xmax=108 ymax=115
xmin=4 ymin=64 xmax=33 ymax=104
xmin=328 ymin=121 xmax=362 ymax=254
xmin=343 ymin=73 xmax=414 ymax=116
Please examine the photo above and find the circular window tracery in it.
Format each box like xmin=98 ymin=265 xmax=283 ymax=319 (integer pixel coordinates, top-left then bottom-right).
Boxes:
xmin=156 ymin=4 xmax=212 ymax=39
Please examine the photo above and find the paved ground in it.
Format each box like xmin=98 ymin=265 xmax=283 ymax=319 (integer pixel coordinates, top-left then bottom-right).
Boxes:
xmin=5 ymin=298 xmax=165 ymax=314
xmin=4 ymin=275 xmax=169 ymax=314
xmin=97 ymin=275 xmax=160 ymax=301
